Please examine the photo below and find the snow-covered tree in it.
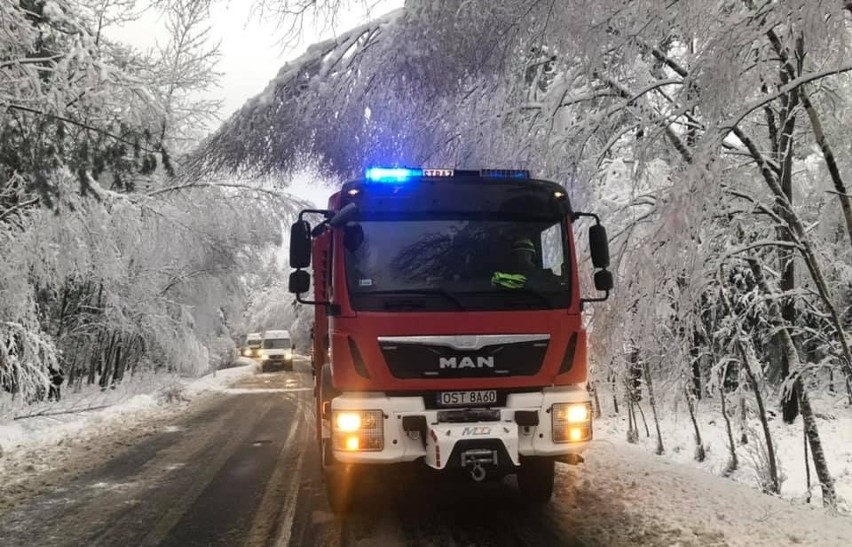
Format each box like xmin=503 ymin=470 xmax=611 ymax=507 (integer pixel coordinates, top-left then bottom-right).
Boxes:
xmin=190 ymin=0 xmax=852 ymax=507
xmin=1 ymin=0 xmax=295 ymax=403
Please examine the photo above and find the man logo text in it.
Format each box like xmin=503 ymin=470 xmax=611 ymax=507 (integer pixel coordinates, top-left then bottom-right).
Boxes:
xmin=439 ymin=356 xmax=494 ymax=369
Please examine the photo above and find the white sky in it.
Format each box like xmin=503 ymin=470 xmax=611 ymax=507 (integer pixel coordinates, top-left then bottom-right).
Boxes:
xmin=110 ymin=1 xmax=403 ymax=208
xmin=111 ymin=0 xmax=403 ymax=130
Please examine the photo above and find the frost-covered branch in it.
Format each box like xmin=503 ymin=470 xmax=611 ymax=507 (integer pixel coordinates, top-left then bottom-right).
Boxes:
xmin=723 ymin=64 xmax=852 ymax=131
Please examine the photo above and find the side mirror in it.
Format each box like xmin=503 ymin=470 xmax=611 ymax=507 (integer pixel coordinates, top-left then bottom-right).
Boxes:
xmin=594 ymin=269 xmax=613 ymax=292
xmin=589 ymin=224 xmax=610 ymax=269
xmin=289 ymin=270 xmax=310 ymax=294
xmin=290 ymin=220 xmax=312 ymax=269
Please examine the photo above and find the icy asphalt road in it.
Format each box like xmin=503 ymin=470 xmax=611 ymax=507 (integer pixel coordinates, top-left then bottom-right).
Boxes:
xmin=1 ymin=357 xmax=850 ymax=546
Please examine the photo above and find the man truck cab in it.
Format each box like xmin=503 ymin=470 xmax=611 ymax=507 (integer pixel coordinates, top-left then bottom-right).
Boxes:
xmin=259 ymin=330 xmax=294 ymax=372
xmin=243 ymin=332 xmax=262 ymax=358
xmin=289 ymin=167 xmax=612 ymax=512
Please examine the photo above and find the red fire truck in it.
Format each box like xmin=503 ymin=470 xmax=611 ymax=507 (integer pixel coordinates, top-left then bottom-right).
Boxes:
xmin=288 ymin=167 xmax=612 ymax=512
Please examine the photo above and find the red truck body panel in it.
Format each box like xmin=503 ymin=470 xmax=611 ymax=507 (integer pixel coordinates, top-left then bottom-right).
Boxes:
xmin=311 ymin=189 xmax=589 ymax=394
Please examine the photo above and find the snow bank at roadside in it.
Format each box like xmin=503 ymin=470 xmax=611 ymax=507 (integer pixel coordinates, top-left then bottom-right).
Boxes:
xmin=564 ymin=441 xmax=852 ymax=546
xmin=593 ymin=391 xmax=852 ymax=515
xmin=0 ymin=359 xmax=257 ymax=457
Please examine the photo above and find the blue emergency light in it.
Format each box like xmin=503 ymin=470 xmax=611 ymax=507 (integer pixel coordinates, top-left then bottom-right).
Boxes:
xmin=364 ymin=167 xmax=530 ymax=182
xmin=480 ymin=169 xmax=529 ymax=179
xmin=364 ymin=167 xmax=423 ymax=182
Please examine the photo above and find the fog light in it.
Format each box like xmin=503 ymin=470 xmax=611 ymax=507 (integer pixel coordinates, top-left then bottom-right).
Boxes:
xmin=552 ymin=402 xmax=592 ymax=443
xmin=332 ymin=409 xmax=384 ymax=451
xmin=345 ymin=436 xmax=360 ymax=451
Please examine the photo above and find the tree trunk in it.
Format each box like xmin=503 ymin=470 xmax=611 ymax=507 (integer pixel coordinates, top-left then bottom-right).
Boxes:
xmin=591 ymin=382 xmax=602 ymax=418
xmin=741 ymin=344 xmax=780 ymax=494
xmin=685 ymin=388 xmax=706 ymax=462
xmin=627 ymin=378 xmax=651 ymax=438
xmin=739 ymin=387 xmax=749 ymax=445
xmin=746 ymin=262 xmax=838 ymax=502
xmin=642 ymin=360 xmax=664 ymax=455
xmin=720 ymin=379 xmax=738 ymax=476
xmin=690 ymin=329 xmax=702 ymax=399
xmin=610 ymin=370 xmax=620 ymax=414
xmin=797 ymin=381 xmax=837 ymax=508
xmin=718 ymin=272 xmax=779 ymax=493
xmin=626 ymin=395 xmax=638 ymax=444
xmin=775 ymin=78 xmax=800 ymax=424
xmin=804 ymin=418 xmax=812 ymax=504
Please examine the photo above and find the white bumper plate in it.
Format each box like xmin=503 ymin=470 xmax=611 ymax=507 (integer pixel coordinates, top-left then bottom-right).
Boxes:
xmin=423 ymin=421 xmax=520 ymax=470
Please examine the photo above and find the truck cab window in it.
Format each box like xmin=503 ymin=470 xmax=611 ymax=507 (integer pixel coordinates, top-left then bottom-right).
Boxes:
xmin=541 ymin=223 xmax=564 ymax=276
xmin=343 ymin=218 xmax=570 ymax=311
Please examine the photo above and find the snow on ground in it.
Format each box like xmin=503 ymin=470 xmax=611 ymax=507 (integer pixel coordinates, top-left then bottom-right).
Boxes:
xmin=2 ymin=359 xmax=850 ymax=543
xmin=568 ymin=441 xmax=852 ymax=546
xmin=0 ymin=359 xmax=259 ymax=513
xmin=0 ymin=359 xmax=258 ymax=456
xmin=594 ymin=390 xmax=852 ymax=516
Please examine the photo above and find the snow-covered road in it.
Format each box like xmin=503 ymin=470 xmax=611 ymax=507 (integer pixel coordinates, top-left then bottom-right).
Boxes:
xmin=0 ymin=360 xmax=850 ymax=546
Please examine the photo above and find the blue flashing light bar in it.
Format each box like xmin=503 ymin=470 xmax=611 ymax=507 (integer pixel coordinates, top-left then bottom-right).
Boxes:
xmin=364 ymin=167 xmax=423 ymax=183
xmin=480 ymin=169 xmax=529 ymax=179
xmin=363 ymin=167 xmax=531 ymax=182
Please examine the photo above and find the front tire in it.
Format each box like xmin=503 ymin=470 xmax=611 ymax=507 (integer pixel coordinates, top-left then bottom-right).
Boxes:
xmin=517 ymin=457 xmax=555 ymax=503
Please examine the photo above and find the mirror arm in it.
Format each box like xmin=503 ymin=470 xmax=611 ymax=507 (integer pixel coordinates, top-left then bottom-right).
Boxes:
xmin=572 ymin=211 xmax=601 ymax=224
xmin=300 ymin=204 xmax=358 ymax=237
xmin=294 ymin=292 xmax=341 ymax=316
xmin=298 ymin=209 xmax=334 ymax=222
xmin=580 ymin=291 xmax=610 ymax=304
xmin=579 ymin=290 xmax=610 ymax=311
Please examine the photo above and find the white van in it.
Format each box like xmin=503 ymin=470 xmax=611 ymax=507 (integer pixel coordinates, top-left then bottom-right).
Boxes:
xmin=259 ymin=329 xmax=293 ymax=372
xmin=243 ymin=332 xmax=262 ymax=358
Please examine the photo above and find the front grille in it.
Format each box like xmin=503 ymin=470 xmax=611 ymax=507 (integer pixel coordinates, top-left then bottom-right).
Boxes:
xmin=438 ymin=409 xmax=501 ymax=423
xmin=379 ymin=337 xmax=549 ymax=379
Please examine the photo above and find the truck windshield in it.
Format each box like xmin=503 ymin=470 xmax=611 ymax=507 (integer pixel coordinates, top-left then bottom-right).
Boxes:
xmin=263 ymin=339 xmax=291 ymax=349
xmin=343 ymin=217 xmax=570 ymax=311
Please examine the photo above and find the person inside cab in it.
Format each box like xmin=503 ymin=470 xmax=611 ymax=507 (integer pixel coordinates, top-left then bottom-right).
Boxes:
xmin=492 ymin=237 xmax=555 ymax=289
xmin=510 ymin=238 xmax=537 ymax=273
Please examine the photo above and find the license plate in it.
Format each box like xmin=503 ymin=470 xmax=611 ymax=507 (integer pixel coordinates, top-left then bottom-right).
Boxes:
xmin=437 ymin=390 xmax=497 ymax=407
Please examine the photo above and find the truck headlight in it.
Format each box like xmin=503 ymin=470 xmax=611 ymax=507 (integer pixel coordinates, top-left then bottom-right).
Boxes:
xmin=335 ymin=412 xmax=361 ymax=432
xmin=332 ymin=409 xmax=384 ymax=451
xmin=552 ymin=402 xmax=592 ymax=443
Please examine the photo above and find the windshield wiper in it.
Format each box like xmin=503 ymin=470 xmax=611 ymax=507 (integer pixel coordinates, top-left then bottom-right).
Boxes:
xmin=366 ymin=289 xmax=466 ymax=310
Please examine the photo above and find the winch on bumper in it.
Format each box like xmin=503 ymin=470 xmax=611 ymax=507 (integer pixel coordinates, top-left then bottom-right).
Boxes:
xmin=328 ymin=386 xmax=591 ymax=477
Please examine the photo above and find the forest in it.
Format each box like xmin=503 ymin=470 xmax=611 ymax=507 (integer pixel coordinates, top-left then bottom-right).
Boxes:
xmin=4 ymin=0 xmax=852 ymax=510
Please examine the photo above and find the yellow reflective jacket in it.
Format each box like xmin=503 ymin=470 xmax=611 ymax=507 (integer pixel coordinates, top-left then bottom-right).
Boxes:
xmin=491 ymin=271 xmax=527 ymax=289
